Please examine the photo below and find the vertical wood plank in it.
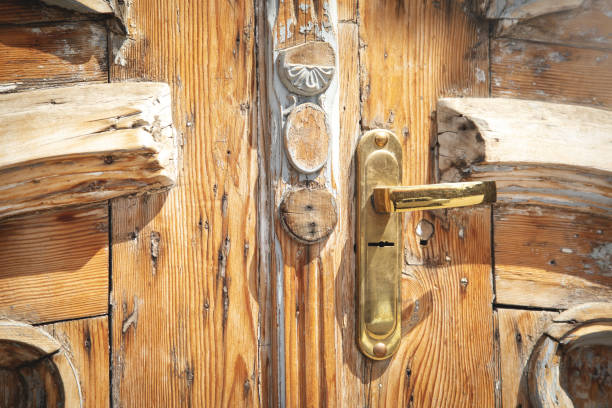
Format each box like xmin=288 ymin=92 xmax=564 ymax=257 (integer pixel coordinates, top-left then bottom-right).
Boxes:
xmin=359 ymin=2 xmax=494 ymax=406
xmin=42 ymin=316 xmax=110 ymax=408
xmin=497 ymin=309 xmax=557 ymax=408
xmin=264 ymin=1 xmax=356 ymax=406
xmin=109 ymin=1 xmax=260 ymax=406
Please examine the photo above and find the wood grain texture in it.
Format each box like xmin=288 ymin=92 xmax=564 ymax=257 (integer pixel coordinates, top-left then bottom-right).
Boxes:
xmin=437 ymin=98 xmax=612 ymax=215
xmin=265 ymin=1 xmax=342 ymax=406
xmin=0 ymin=320 xmax=82 ymax=408
xmin=42 ymin=317 xmax=109 ymax=408
xmin=497 ymin=308 xmax=558 ymax=408
xmin=283 ymin=103 xmax=331 ymax=173
xmin=109 ymin=0 xmax=261 ymax=406
xmin=492 ymin=0 xmax=612 ymax=50
xmin=0 ymin=0 xmax=86 ymax=24
xmin=491 ymin=39 xmax=612 ymax=109
xmin=0 ymin=22 xmax=108 ymax=93
xmin=279 ymin=185 xmax=337 ymax=244
xmin=0 ymin=82 xmax=177 ymax=219
xmin=359 ymin=1 xmax=494 ymax=407
xmin=337 ymin=0 xmax=357 ymax=21
xmin=0 ymin=205 xmax=108 ymax=324
xmin=495 ymin=205 xmax=612 ymax=309
xmin=41 ymin=0 xmax=113 ymax=14
xmin=485 ymin=0 xmax=583 ymax=19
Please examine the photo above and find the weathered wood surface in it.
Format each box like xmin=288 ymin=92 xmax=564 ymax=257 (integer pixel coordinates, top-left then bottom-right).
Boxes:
xmin=483 ymin=0 xmax=583 ymax=19
xmin=279 ymin=185 xmax=337 ymax=244
xmin=41 ymin=0 xmax=113 ymax=14
xmin=437 ymin=98 xmax=612 ymax=215
xmin=490 ymin=0 xmax=612 ymax=50
xmin=358 ymin=1 xmax=495 ymax=407
xmin=0 ymin=0 xmax=87 ymax=24
xmin=528 ymin=303 xmax=612 ymax=408
xmin=43 ymin=317 xmax=109 ymax=408
xmin=0 ymin=205 xmax=108 ymax=324
xmin=264 ymin=1 xmax=341 ymax=406
xmin=0 ymin=320 xmax=82 ymax=408
xmin=491 ymin=39 xmax=612 ymax=109
xmin=497 ymin=308 xmax=558 ymax=408
xmin=0 ymin=82 xmax=177 ymax=219
xmin=283 ymin=103 xmax=331 ymax=173
xmin=495 ymin=206 xmax=612 ymax=310
xmin=0 ymin=22 xmax=108 ymax=93
xmin=109 ymin=0 xmax=261 ymax=406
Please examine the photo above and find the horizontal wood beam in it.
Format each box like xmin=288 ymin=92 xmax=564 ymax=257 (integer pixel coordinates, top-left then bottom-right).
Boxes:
xmin=478 ymin=0 xmax=583 ymax=19
xmin=437 ymin=97 xmax=612 ymax=215
xmin=41 ymin=0 xmax=113 ymax=14
xmin=0 ymin=82 xmax=177 ymax=219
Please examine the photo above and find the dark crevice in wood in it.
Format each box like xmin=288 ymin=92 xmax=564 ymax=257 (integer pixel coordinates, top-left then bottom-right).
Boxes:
xmin=108 ymin=200 xmax=114 ymax=408
xmin=0 ymin=17 xmax=106 ymax=28
xmin=494 ymin=35 xmax=612 ymax=52
xmin=31 ymin=313 xmax=109 ymax=327
xmin=495 ymin=303 xmax=564 ymax=313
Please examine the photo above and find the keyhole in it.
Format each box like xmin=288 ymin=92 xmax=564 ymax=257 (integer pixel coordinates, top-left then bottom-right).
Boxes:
xmin=367 ymin=241 xmax=395 ymax=247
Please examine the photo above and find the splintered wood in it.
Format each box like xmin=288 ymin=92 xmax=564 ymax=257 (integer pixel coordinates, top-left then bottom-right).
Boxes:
xmin=0 ymin=82 xmax=177 ymax=219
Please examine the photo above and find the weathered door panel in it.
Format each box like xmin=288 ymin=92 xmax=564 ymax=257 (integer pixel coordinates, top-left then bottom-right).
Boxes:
xmin=0 ymin=0 xmax=611 ymax=407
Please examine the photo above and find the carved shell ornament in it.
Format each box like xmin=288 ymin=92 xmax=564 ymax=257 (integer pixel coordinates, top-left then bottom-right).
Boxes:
xmin=277 ymin=41 xmax=336 ymax=96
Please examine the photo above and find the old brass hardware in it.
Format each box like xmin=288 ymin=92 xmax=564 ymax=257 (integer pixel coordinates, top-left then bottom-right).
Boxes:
xmin=356 ymin=130 xmax=497 ymax=360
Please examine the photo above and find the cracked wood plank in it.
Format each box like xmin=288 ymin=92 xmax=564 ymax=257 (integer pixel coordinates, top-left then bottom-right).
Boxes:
xmin=0 ymin=82 xmax=177 ymax=219
xmin=497 ymin=308 xmax=558 ymax=408
xmin=109 ymin=0 xmax=261 ymax=406
xmin=437 ymin=98 xmax=612 ymax=215
xmin=42 ymin=316 xmax=110 ymax=408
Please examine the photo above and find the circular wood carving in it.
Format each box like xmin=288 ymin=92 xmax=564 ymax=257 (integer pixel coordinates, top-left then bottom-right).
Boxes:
xmin=277 ymin=41 xmax=336 ymax=96
xmin=0 ymin=320 xmax=82 ymax=407
xmin=284 ymin=103 xmax=331 ymax=174
xmin=528 ymin=302 xmax=612 ymax=408
xmin=279 ymin=186 xmax=337 ymax=244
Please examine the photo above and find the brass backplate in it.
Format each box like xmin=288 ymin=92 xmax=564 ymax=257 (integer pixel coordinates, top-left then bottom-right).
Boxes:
xmin=356 ymin=130 xmax=402 ymax=360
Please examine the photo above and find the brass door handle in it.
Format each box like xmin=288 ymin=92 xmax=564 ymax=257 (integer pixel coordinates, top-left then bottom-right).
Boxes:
xmin=356 ymin=130 xmax=496 ymax=360
xmin=372 ymin=181 xmax=496 ymax=213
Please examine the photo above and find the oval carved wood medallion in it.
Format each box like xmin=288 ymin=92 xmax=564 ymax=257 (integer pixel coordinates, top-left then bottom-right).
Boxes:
xmin=277 ymin=41 xmax=336 ymax=96
xmin=284 ymin=103 xmax=331 ymax=174
xmin=279 ymin=186 xmax=337 ymax=244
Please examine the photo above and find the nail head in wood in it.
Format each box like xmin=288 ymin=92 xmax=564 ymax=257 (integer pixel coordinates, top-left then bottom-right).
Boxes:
xmin=279 ymin=186 xmax=337 ymax=244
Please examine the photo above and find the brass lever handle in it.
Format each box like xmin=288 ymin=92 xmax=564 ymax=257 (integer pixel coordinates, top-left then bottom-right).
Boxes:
xmin=356 ymin=129 xmax=497 ymax=361
xmin=372 ymin=181 xmax=497 ymax=213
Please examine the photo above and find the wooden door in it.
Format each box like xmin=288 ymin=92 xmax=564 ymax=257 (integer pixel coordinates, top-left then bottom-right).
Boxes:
xmin=0 ymin=1 xmax=610 ymax=407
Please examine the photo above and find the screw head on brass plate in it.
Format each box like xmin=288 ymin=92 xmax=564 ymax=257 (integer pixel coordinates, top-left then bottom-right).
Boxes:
xmin=374 ymin=132 xmax=388 ymax=147
xmin=373 ymin=342 xmax=387 ymax=357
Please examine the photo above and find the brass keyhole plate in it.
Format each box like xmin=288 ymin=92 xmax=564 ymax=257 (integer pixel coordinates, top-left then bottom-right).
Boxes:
xmin=356 ymin=130 xmax=402 ymax=360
